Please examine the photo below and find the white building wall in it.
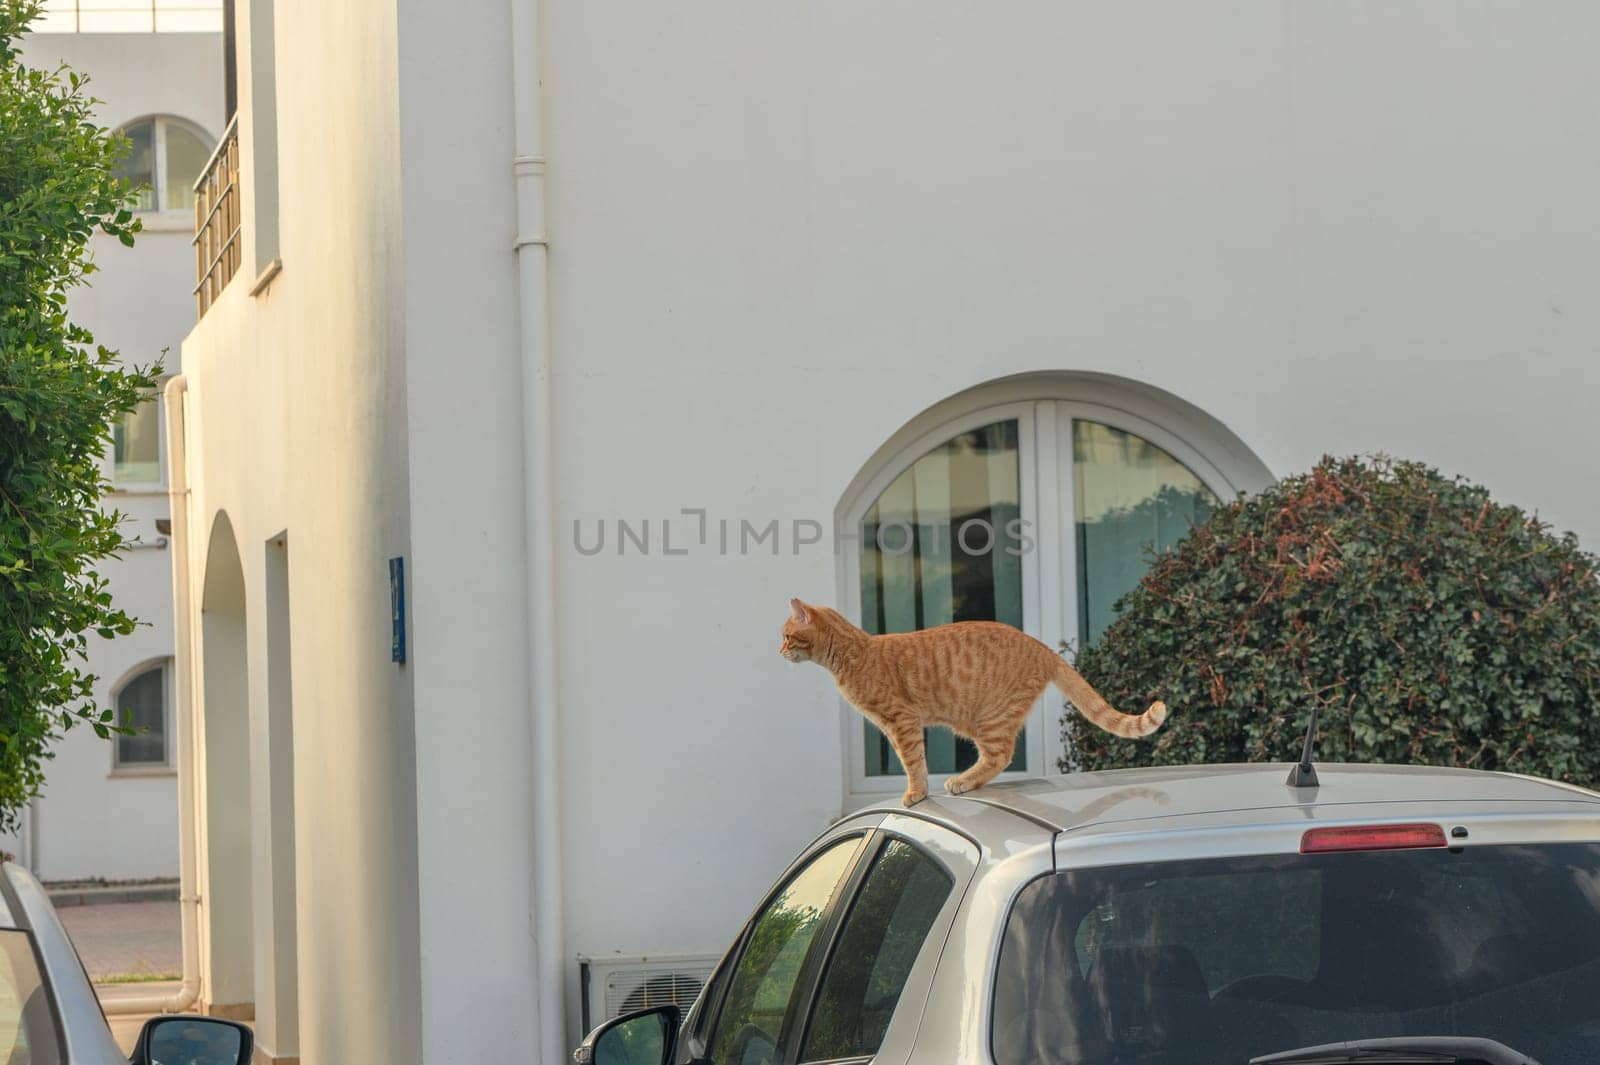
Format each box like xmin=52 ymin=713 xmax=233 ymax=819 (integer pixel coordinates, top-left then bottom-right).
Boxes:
xmin=540 ymin=0 xmax=1600 ymax=1044
xmin=1 ymin=31 xmax=224 ymax=882
xmin=394 ymin=0 xmax=541 ymax=1061
xmin=176 ymin=0 xmax=424 ymax=1060
xmin=177 ymin=2 xmax=1600 ymax=1061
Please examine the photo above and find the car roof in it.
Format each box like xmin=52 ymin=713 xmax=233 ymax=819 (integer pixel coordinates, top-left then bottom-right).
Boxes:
xmin=872 ymin=762 xmax=1600 ymax=846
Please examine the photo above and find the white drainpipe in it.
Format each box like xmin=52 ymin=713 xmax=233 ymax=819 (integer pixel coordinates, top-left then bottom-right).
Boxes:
xmin=23 ymin=799 xmax=38 ymax=872
xmin=510 ymin=1 xmax=566 ymax=1061
xmin=104 ymin=374 xmax=202 ymax=1016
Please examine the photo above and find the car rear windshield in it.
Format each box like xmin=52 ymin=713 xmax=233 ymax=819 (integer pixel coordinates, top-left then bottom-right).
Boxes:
xmin=992 ymin=842 xmax=1600 ymax=1065
xmin=0 ymin=929 xmax=62 ymax=1065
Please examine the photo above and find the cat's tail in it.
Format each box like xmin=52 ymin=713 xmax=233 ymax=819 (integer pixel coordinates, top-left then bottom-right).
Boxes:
xmin=1051 ymin=657 xmax=1167 ymax=739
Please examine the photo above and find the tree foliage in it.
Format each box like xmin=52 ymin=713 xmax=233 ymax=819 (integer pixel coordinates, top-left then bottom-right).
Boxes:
xmin=1065 ymin=456 xmax=1600 ymax=789
xmin=1 ymin=0 xmax=156 ymax=830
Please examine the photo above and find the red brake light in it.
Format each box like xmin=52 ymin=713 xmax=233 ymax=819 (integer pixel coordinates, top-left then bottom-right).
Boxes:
xmin=1300 ymin=823 xmax=1448 ymax=854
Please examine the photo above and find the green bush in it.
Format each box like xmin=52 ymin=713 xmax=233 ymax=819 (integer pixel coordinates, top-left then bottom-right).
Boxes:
xmin=1 ymin=0 xmax=155 ymax=831
xmin=1065 ymin=455 xmax=1600 ymax=788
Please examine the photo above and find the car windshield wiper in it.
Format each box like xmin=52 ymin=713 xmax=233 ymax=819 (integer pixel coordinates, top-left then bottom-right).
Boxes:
xmin=1251 ymin=1036 xmax=1542 ymax=1065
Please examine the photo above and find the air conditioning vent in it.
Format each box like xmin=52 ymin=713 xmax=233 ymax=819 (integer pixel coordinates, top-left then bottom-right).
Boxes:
xmin=578 ymin=954 xmax=719 ymax=1033
xmin=608 ymin=963 xmax=713 ymax=1018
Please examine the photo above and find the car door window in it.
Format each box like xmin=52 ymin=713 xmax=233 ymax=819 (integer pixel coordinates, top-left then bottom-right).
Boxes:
xmin=0 ymin=930 xmax=62 ymax=1065
xmin=801 ymin=838 xmax=955 ymax=1062
xmin=708 ymin=838 xmax=862 ymax=1065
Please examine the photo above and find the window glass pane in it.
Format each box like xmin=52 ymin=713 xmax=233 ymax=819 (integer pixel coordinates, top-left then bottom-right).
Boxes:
xmin=153 ymin=1 xmax=224 ymax=32
xmin=113 ymin=393 xmax=161 ymax=484
xmin=710 ymin=839 xmax=859 ymax=1065
xmin=116 ymin=667 xmax=166 ymax=765
xmin=0 ymin=930 xmax=63 ymax=1065
xmin=114 ymin=119 xmax=156 ymax=212
xmin=162 ymin=122 xmax=211 ymax=213
xmin=993 ymin=845 xmax=1600 ymax=1065
xmin=35 ymin=0 xmax=223 ymax=32
xmin=1073 ymin=421 xmax=1217 ymax=649
xmin=802 ymin=840 xmax=954 ymax=1061
xmin=859 ymin=420 xmax=1025 ymax=777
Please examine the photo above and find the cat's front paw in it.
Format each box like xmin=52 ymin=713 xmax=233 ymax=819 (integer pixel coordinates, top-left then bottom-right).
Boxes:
xmin=901 ymin=788 xmax=927 ymax=808
xmin=944 ymin=776 xmax=972 ymax=796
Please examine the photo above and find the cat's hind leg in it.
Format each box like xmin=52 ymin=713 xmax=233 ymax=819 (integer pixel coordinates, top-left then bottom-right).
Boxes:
xmin=945 ymin=736 xmax=1015 ymax=796
xmin=945 ymin=693 xmax=1031 ymax=795
xmin=885 ymin=719 xmax=929 ymax=807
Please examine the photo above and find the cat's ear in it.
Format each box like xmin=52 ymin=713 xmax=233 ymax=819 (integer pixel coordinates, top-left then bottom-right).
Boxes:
xmin=790 ymin=598 xmax=811 ymax=623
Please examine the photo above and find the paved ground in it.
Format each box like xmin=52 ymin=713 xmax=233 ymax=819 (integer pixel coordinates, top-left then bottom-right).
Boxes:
xmin=52 ymin=902 xmax=186 ymax=1054
xmin=53 ymin=901 xmax=256 ymax=1056
xmin=57 ymin=900 xmax=182 ymax=981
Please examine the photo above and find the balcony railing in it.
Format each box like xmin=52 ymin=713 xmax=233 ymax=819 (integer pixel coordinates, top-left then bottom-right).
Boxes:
xmin=193 ymin=115 xmax=240 ymax=318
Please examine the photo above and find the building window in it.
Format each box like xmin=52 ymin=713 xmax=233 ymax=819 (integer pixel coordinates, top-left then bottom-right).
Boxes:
xmin=1072 ymin=420 xmax=1218 ymax=647
xmin=32 ymin=1 xmax=224 ymax=34
xmin=114 ymin=662 xmax=170 ymax=768
xmin=112 ymin=391 xmax=162 ymax=486
xmin=860 ymin=420 xmax=1030 ymax=776
xmin=840 ymin=377 xmax=1270 ymax=794
xmin=113 ymin=116 xmax=214 ymax=214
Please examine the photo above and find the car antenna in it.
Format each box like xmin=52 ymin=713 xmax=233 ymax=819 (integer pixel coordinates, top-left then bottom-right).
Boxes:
xmin=1285 ymin=703 xmax=1320 ymax=788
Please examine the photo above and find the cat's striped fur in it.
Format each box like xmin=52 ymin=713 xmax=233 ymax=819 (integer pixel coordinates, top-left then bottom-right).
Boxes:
xmin=780 ymin=599 xmax=1166 ymax=807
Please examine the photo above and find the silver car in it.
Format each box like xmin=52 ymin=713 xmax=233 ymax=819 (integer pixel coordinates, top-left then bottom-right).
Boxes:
xmin=0 ymin=861 xmax=251 ymax=1065
xmin=578 ymin=762 xmax=1600 ymax=1065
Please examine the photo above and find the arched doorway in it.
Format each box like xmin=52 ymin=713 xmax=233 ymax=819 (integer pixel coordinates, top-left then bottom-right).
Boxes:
xmin=199 ymin=512 xmax=253 ymax=1015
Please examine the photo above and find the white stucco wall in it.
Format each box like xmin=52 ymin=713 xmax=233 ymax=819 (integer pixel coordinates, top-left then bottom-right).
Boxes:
xmin=540 ymin=0 xmax=1600 ymax=1043
xmin=1 ymin=31 xmax=224 ymax=883
xmin=178 ymin=2 xmax=1600 ymax=1061
xmin=393 ymin=1 xmax=542 ymax=1061
xmin=175 ymin=0 xmax=424 ymax=1060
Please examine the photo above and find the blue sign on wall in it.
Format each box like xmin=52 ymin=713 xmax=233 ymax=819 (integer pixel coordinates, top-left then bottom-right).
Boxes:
xmin=389 ymin=556 xmax=406 ymax=664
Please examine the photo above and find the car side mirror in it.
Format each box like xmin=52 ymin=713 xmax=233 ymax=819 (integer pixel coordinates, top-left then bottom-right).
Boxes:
xmin=129 ymin=1015 xmax=253 ymax=1065
xmin=573 ymin=1003 xmax=680 ymax=1065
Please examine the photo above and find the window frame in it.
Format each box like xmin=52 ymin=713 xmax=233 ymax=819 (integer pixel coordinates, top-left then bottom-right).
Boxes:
xmin=690 ymin=828 xmax=875 ymax=1063
xmin=837 ymin=378 xmax=1271 ymax=804
xmin=843 ymin=401 xmax=1041 ymax=788
xmin=686 ymin=816 xmax=977 ymax=1065
xmin=794 ymin=817 xmax=978 ymax=1065
xmin=109 ymin=658 xmax=175 ymax=774
xmin=0 ymin=926 xmax=66 ymax=1065
xmin=113 ymin=114 xmax=215 ymax=218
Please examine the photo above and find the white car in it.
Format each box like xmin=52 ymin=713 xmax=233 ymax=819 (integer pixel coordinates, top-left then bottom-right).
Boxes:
xmin=0 ymin=861 xmax=250 ymax=1065
xmin=578 ymin=761 xmax=1600 ymax=1065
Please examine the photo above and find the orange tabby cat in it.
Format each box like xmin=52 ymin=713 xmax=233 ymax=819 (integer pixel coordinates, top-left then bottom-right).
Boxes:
xmin=780 ymin=598 xmax=1166 ymax=806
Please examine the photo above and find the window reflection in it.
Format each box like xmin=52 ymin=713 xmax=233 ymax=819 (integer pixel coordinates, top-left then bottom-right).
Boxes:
xmin=116 ymin=665 xmax=167 ymax=766
xmin=115 ymin=119 xmax=156 ymax=211
xmin=860 ymin=420 xmax=1025 ymax=777
xmin=163 ymin=122 xmax=211 ymax=212
xmin=113 ymin=393 xmax=160 ymax=484
xmin=1074 ymin=421 xmax=1216 ymax=648
xmin=111 ymin=117 xmax=213 ymax=213
xmin=710 ymin=840 xmax=859 ymax=1064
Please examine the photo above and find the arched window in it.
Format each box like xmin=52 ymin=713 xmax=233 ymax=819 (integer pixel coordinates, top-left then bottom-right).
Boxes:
xmin=113 ymin=116 xmax=214 ymax=214
xmin=113 ymin=660 xmax=172 ymax=769
xmin=838 ymin=375 xmax=1271 ymax=794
